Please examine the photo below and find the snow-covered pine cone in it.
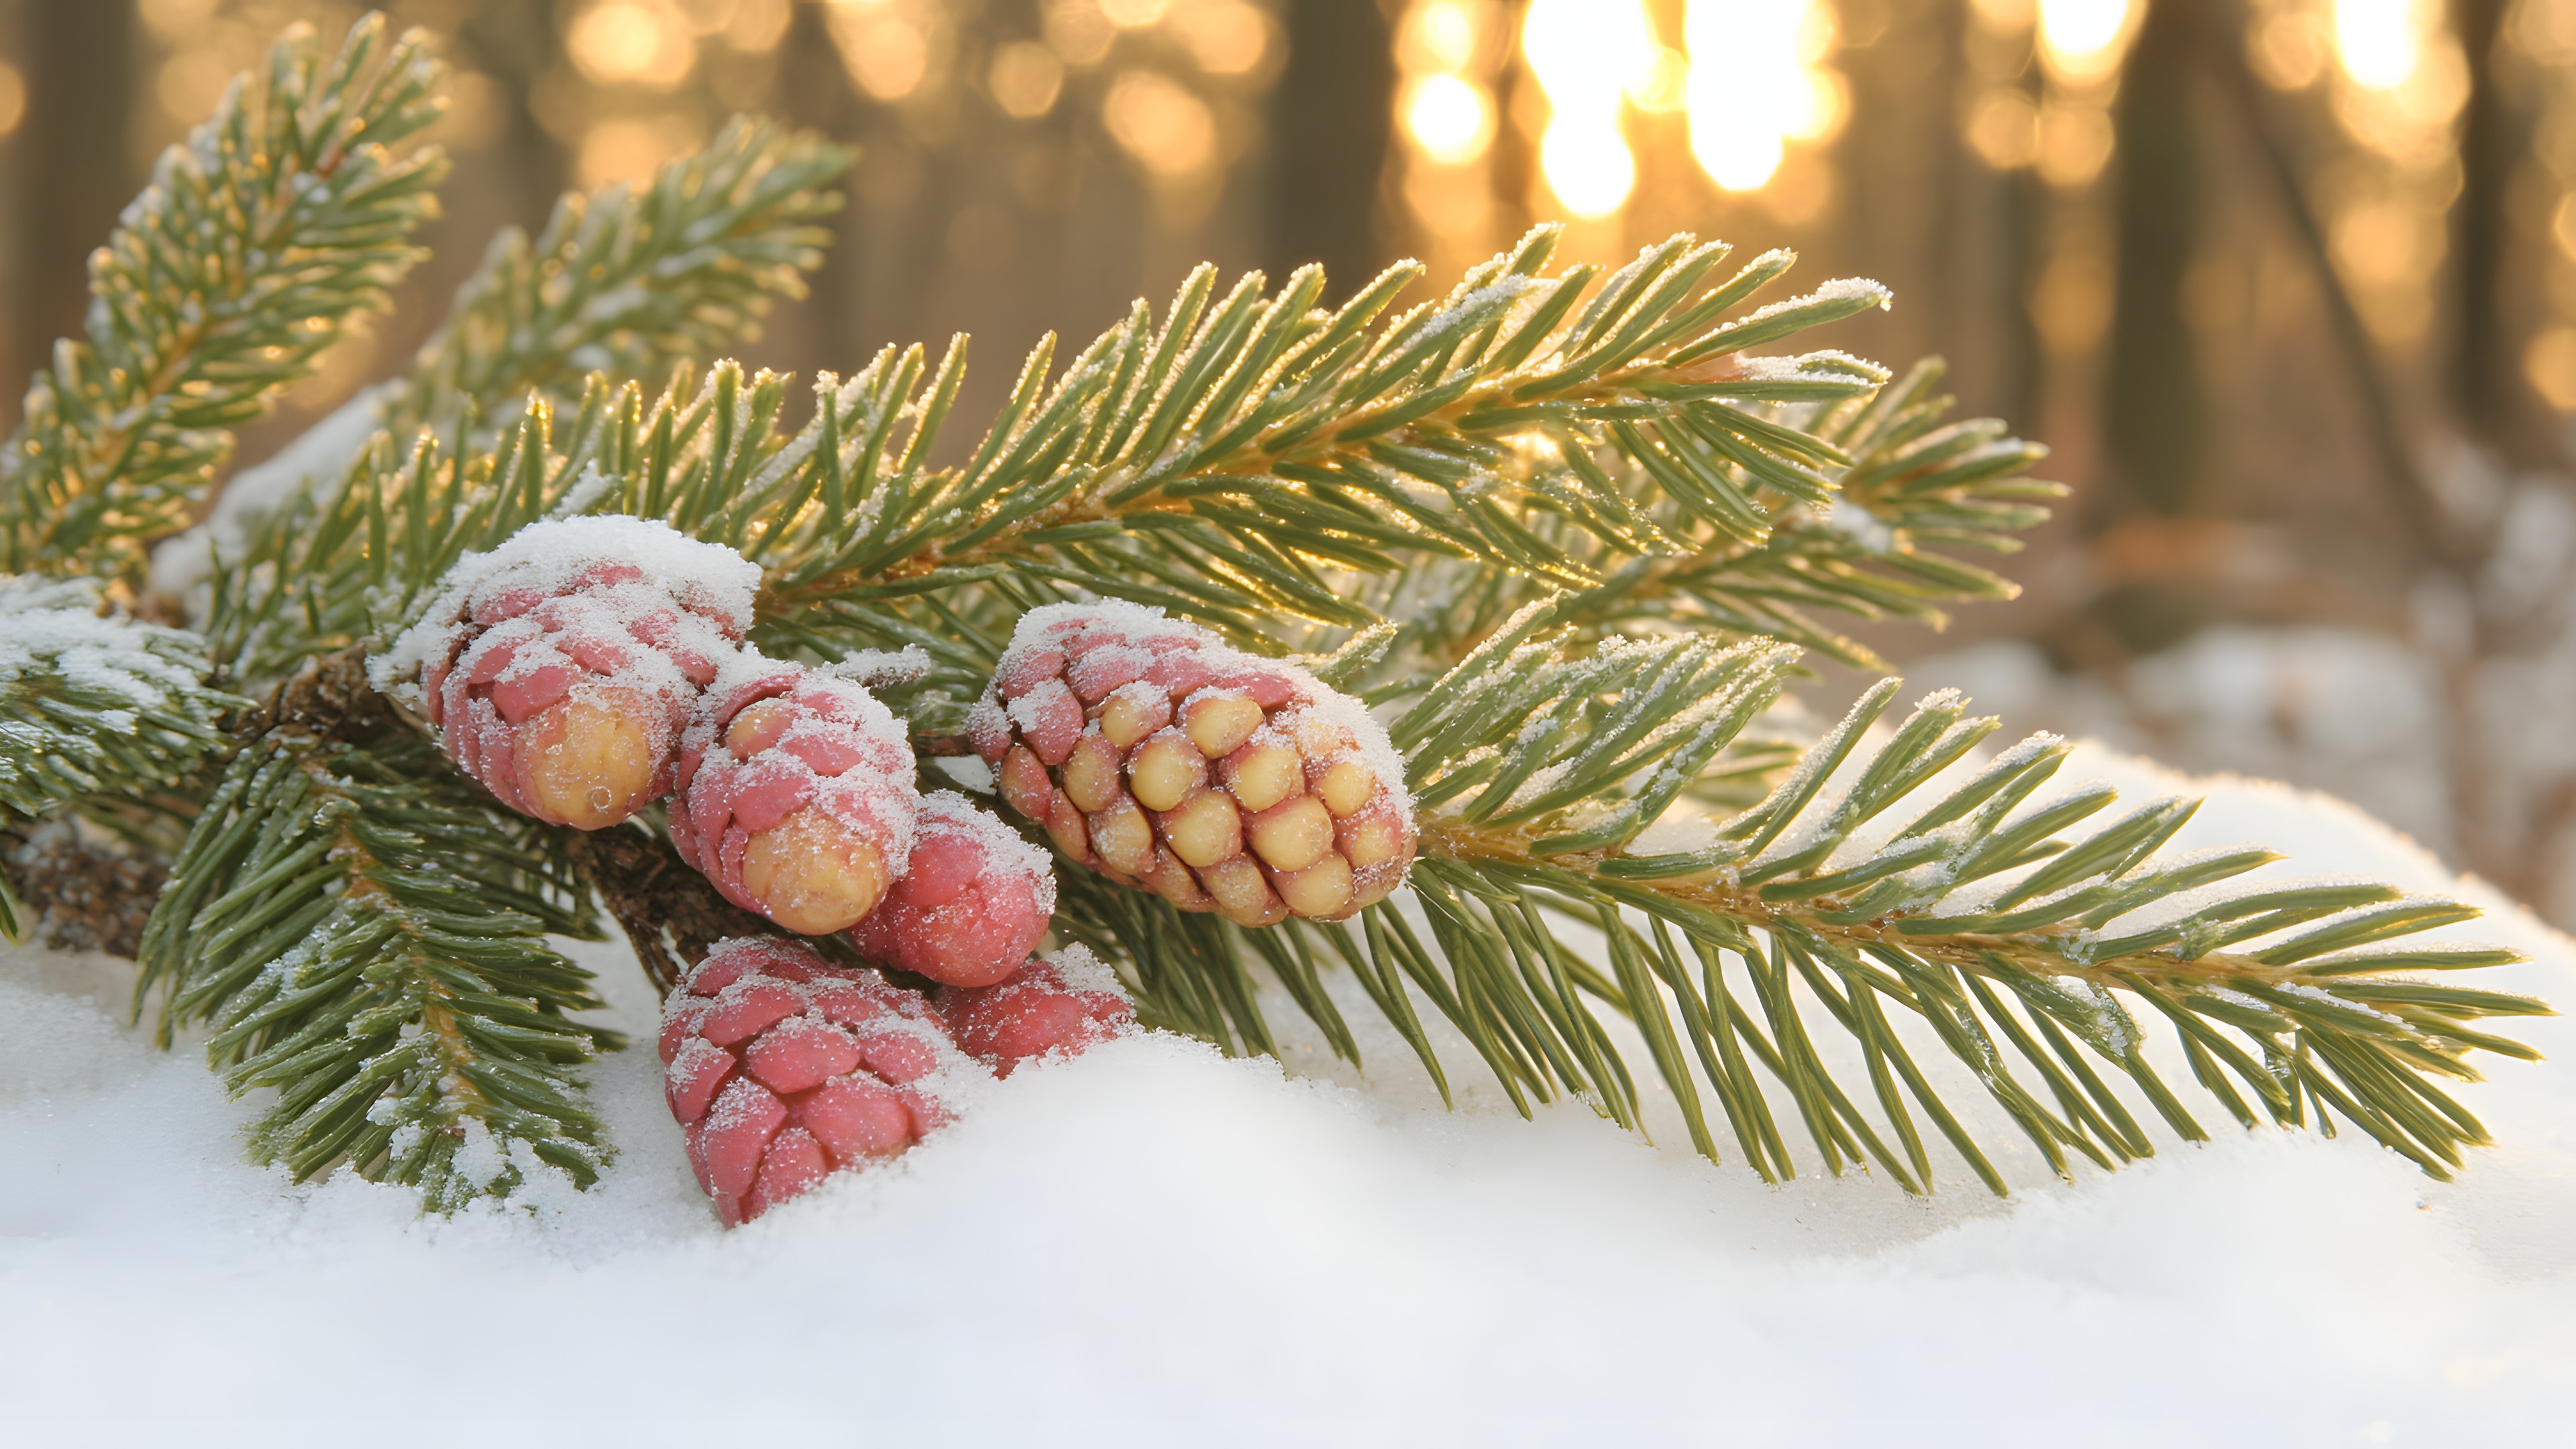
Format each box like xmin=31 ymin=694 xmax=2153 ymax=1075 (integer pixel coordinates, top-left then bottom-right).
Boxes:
xmin=936 ymin=946 xmax=1135 ymax=1077
xmin=380 ymin=517 xmax=759 ymax=830
xmin=968 ymin=603 xmax=1416 ymax=926
xmin=661 ymin=937 xmax=982 ymax=1226
xmin=671 ymin=654 xmax=920 ymax=936
xmin=846 ymin=790 xmax=1057 ymax=987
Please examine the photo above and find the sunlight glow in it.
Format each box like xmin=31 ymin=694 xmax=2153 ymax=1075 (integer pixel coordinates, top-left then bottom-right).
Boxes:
xmin=1684 ymin=0 xmax=1841 ymax=195
xmin=2036 ymin=0 xmax=2138 ymax=85
xmin=567 ymin=0 xmax=697 ymax=90
xmin=2334 ymin=0 xmax=2426 ymax=90
xmin=1404 ymin=73 xmax=1495 ymax=165
xmin=1523 ymin=0 xmax=1657 ymax=217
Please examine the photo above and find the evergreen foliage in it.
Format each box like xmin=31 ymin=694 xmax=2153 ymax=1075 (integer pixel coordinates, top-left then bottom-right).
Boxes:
xmin=0 ymin=577 xmax=237 ymax=941
xmin=133 ymin=656 xmax=612 ymax=1206
xmin=0 ymin=15 xmax=446 ymax=578
xmin=382 ymin=115 xmax=855 ymax=454
xmin=0 ymin=11 xmax=2546 ymax=1209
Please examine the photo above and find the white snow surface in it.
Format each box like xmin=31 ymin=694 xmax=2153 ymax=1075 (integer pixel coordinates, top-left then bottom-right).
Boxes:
xmin=5 ymin=743 xmax=2574 ymax=1444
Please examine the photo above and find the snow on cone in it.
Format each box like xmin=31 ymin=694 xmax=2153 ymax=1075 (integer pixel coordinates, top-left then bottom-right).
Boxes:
xmin=936 ymin=946 xmax=1135 ymax=1077
xmin=847 ymin=790 xmax=1057 ymax=988
xmin=968 ymin=602 xmax=1416 ymax=926
xmin=378 ymin=516 xmax=759 ymax=830
xmin=672 ymin=652 xmax=920 ymax=936
xmin=662 ymin=937 xmax=983 ymax=1225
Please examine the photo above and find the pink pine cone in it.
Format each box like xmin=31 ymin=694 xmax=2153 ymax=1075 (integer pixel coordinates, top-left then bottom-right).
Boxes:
xmin=401 ymin=518 xmax=759 ymax=830
xmin=847 ymin=790 xmax=1057 ymax=988
xmin=671 ymin=654 xmax=920 ymax=936
xmin=662 ymin=936 xmax=981 ymax=1226
xmin=936 ymin=947 xmax=1135 ymax=1077
xmin=967 ymin=600 xmax=1417 ymax=926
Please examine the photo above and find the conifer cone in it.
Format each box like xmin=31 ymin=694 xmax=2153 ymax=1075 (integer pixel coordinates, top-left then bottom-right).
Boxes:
xmin=846 ymin=790 xmax=1057 ymax=987
xmin=671 ymin=655 xmax=920 ymax=936
xmin=968 ymin=603 xmax=1416 ymax=926
xmin=661 ymin=936 xmax=981 ymax=1226
xmin=936 ymin=947 xmax=1136 ymax=1077
xmin=385 ymin=517 xmax=759 ymax=830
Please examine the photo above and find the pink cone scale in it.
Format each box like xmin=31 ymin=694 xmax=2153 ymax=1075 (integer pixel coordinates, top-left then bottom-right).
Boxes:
xmin=671 ymin=652 xmax=920 ymax=936
xmin=936 ymin=947 xmax=1135 ymax=1077
xmin=378 ymin=517 xmax=761 ymax=830
xmin=847 ymin=790 xmax=1057 ymax=987
xmin=661 ymin=937 xmax=983 ymax=1226
xmin=967 ymin=602 xmax=1417 ymax=926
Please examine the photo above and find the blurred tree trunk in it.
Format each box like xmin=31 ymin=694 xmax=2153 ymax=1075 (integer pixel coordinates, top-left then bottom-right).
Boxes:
xmin=1268 ymin=0 xmax=1394 ymax=299
xmin=2103 ymin=0 xmax=2204 ymax=517
xmin=2448 ymin=0 xmax=2527 ymax=460
xmin=5 ymin=0 xmax=131 ymax=429
xmin=777 ymin=0 xmax=864 ymax=367
xmin=1920 ymin=0 xmax=1974 ymax=359
xmin=454 ymin=1 xmax=570 ymax=240
xmin=2000 ymin=58 xmax=2049 ymax=434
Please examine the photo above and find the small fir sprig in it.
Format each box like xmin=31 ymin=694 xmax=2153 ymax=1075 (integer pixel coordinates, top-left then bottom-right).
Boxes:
xmin=0 ymin=576 xmax=238 ymax=941
xmin=0 ymin=15 xmax=446 ymax=579
xmin=383 ymin=115 xmax=855 ymax=455
xmin=133 ymin=653 xmax=614 ymax=1208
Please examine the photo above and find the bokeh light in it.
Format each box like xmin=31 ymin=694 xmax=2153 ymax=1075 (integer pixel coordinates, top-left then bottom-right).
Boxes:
xmin=825 ymin=2 xmax=937 ymax=103
xmin=2333 ymin=0 xmax=2424 ymax=91
xmin=1104 ymin=69 xmax=1218 ymax=179
xmin=1522 ymin=0 xmax=1656 ymax=217
xmin=989 ymin=42 xmax=1065 ymax=119
xmin=2037 ymin=0 xmax=2138 ymax=86
xmin=1171 ymin=1 xmax=1271 ymax=76
xmin=567 ymin=0 xmax=698 ymax=91
xmin=1404 ymin=73 xmax=1494 ymax=166
xmin=1684 ymin=0 xmax=1843 ymax=195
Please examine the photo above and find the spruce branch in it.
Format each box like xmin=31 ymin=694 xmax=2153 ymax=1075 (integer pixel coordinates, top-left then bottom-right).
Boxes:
xmin=0 ymin=575 xmax=237 ymax=941
xmin=1060 ymin=633 xmax=2544 ymax=1189
xmin=383 ymin=116 xmax=855 ymax=453
xmin=140 ymin=191 xmax=2536 ymax=1202
xmin=282 ymin=226 xmax=2053 ymax=708
xmin=0 ymin=14 xmax=445 ymax=578
xmin=134 ymin=651 xmax=616 ymax=1209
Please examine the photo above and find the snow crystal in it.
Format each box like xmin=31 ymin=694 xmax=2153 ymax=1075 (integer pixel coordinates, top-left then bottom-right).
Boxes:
xmin=1409 ymin=274 xmax=1544 ymax=350
xmin=1825 ymin=499 xmax=1895 ymax=553
xmin=546 ymin=462 xmax=616 ymax=519
xmin=1729 ymin=349 xmax=1881 ymax=382
xmin=0 ymin=576 xmax=200 ymax=710
xmin=1038 ymin=943 xmax=1128 ymax=1002
xmin=1729 ymin=276 xmax=1894 ymax=329
xmin=374 ymin=515 xmax=762 ymax=709
xmin=822 ymin=646 xmax=934 ymax=689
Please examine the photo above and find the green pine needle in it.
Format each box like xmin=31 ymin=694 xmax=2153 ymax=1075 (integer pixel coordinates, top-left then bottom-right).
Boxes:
xmin=383 ymin=115 xmax=855 ymax=455
xmin=0 ymin=575 xmax=238 ymax=942
xmin=135 ymin=710 xmax=614 ymax=1209
xmin=0 ymin=15 xmax=446 ymax=578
